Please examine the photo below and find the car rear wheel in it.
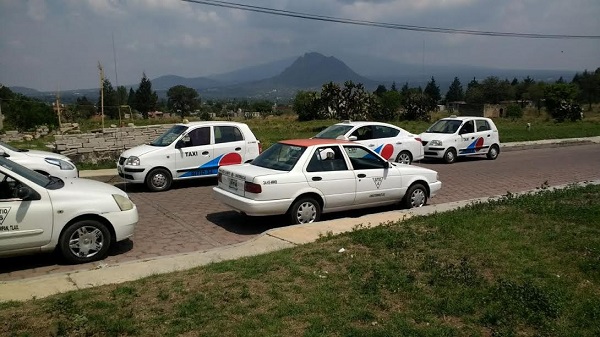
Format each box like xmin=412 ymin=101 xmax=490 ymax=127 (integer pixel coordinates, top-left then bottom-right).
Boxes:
xmin=289 ymin=197 xmax=321 ymax=225
xmin=59 ymin=219 xmax=111 ymax=264
xmin=443 ymin=148 xmax=457 ymax=164
xmin=487 ymin=144 xmax=500 ymax=160
xmin=402 ymin=183 xmax=428 ymax=208
xmin=146 ymin=168 xmax=172 ymax=192
xmin=395 ymin=151 xmax=412 ymax=165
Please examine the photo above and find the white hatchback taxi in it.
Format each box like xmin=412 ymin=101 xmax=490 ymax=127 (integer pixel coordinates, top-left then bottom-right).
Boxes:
xmin=313 ymin=121 xmax=424 ymax=164
xmin=213 ymin=139 xmax=441 ymax=224
xmin=118 ymin=121 xmax=261 ymax=191
xmin=419 ymin=116 xmax=501 ymax=163
xmin=0 ymin=154 xmax=137 ymax=264
xmin=0 ymin=141 xmax=78 ymax=179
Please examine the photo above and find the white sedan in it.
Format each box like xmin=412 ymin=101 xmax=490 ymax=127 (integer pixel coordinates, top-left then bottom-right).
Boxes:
xmin=0 ymin=153 xmax=137 ymax=264
xmin=0 ymin=141 xmax=78 ymax=179
xmin=313 ymin=121 xmax=424 ymax=164
xmin=213 ymin=139 xmax=441 ymax=225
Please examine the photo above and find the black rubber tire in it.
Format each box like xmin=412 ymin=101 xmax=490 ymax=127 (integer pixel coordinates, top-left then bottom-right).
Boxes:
xmin=443 ymin=148 xmax=457 ymax=164
xmin=395 ymin=151 xmax=413 ymax=165
xmin=402 ymin=183 xmax=428 ymax=209
xmin=288 ymin=197 xmax=321 ymax=225
xmin=59 ymin=219 xmax=111 ymax=264
xmin=146 ymin=168 xmax=172 ymax=192
xmin=487 ymin=144 xmax=500 ymax=160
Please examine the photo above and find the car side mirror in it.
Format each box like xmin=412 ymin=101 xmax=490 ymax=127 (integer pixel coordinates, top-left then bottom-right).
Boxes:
xmin=175 ymin=140 xmax=184 ymax=149
xmin=348 ymin=136 xmax=358 ymax=141
xmin=384 ymin=161 xmax=390 ymax=169
xmin=17 ymin=186 xmax=41 ymax=201
xmin=0 ymin=150 xmax=8 ymax=157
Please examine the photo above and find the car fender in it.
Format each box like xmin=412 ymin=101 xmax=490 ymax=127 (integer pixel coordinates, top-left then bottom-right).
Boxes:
xmin=288 ymin=186 xmax=326 ymax=208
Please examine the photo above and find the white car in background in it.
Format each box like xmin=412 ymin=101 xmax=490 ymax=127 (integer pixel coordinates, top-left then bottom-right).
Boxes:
xmin=0 ymin=141 xmax=78 ymax=179
xmin=0 ymin=154 xmax=137 ymax=264
xmin=313 ymin=121 xmax=424 ymax=164
xmin=117 ymin=121 xmax=261 ymax=192
xmin=213 ymin=139 xmax=441 ymax=225
xmin=419 ymin=116 xmax=501 ymax=163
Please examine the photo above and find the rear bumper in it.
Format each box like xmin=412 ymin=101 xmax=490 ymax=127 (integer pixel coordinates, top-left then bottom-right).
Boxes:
xmin=212 ymin=187 xmax=292 ymax=217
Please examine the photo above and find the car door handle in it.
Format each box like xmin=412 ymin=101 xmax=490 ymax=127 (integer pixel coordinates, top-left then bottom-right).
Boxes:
xmin=235 ymin=147 xmax=241 ymax=151
xmin=202 ymin=151 xmax=210 ymax=155
xmin=396 ymin=142 xmax=402 ymax=145
xmin=312 ymin=176 xmax=322 ymax=181
xmin=368 ymin=144 xmax=375 ymax=147
xmin=357 ymin=174 xmax=366 ymax=178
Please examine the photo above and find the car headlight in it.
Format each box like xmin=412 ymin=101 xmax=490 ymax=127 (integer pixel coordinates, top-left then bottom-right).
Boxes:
xmin=429 ymin=140 xmax=443 ymax=147
xmin=45 ymin=158 xmax=76 ymax=170
xmin=113 ymin=194 xmax=134 ymax=211
xmin=125 ymin=156 xmax=140 ymax=166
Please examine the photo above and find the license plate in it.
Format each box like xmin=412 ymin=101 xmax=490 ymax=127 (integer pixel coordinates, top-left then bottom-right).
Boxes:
xmin=228 ymin=178 xmax=238 ymax=190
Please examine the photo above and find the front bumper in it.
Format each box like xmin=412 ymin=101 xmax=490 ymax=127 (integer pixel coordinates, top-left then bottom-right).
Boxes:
xmin=102 ymin=206 xmax=138 ymax=241
xmin=428 ymin=181 xmax=442 ymax=197
xmin=423 ymin=146 xmax=446 ymax=159
xmin=117 ymin=165 xmax=146 ymax=183
xmin=212 ymin=187 xmax=293 ymax=217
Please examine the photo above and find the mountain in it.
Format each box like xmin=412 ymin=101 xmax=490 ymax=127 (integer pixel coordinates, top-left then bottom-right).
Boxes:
xmin=207 ymin=57 xmax=297 ymax=84
xmin=150 ymin=75 xmax=222 ymax=91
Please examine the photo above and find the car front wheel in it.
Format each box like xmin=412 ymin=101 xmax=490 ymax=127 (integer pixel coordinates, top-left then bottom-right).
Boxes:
xmin=443 ymin=148 xmax=457 ymax=164
xmin=146 ymin=168 xmax=172 ymax=192
xmin=59 ymin=219 xmax=111 ymax=264
xmin=395 ymin=151 xmax=412 ymax=165
xmin=289 ymin=197 xmax=321 ymax=225
xmin=402 ymin=183 xmax=428 ymax=208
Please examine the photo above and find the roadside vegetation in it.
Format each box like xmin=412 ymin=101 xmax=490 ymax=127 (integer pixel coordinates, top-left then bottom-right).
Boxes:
xmin=1 ymin=184 xmax=599 ymax=336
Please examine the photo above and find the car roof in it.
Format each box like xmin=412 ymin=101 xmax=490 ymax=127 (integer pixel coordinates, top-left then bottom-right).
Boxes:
xmin=279 ymin=139 xmax=353 ymax=147
xmin=335 ymin=121 xmax=400 ymax=128
xmin=175 ymin=121 xmax=246 ymax=127
xmin=441 ymin=116 xmax=492 ymax=121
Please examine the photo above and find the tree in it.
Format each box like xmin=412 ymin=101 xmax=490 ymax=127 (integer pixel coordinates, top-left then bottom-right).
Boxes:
xmin=97 ymin=79 xmax=119 ymax=119
xmin=544 ymin=83 xmax=581 ymax=122
xmin=166 ymin=85 xmax=200 ymax=119
xmin=134 ymin=73 xmax=158 ymax=119
xmin=374 ymin=90 xmax=401 ymax=121
xmin=374 ymin=84 xmax=387 ymax=97
xmin=445 ymin=77 xmax=464 ymax=103
xmin=465 ymin=78 xmax=484 ymax=104
xmin=528 ymin=82 xmax=546 ymax=114
xmin=572 ymin=68 xmax=600 ymax=109
xmin=340 ymin=81 xmax=371 ymax=121
xmin=74 ymin=96 xmax=96 ymax=120
xmin=401 ymin=91 xmax=430 ymax=121
xmin=2 ymin=91 xmax=57 ymax=131
xmin=424 ymin=76 xmax=441 ymax=104
xmin=250 ymin=100 xmax=273 ymax=115
xmin=127 ymin=88 xmax=136 ymax=108
xmin=293 ymin=90 xmax=321 ymax=121
xmin=320 ymin=82 xmax=343 ymax=119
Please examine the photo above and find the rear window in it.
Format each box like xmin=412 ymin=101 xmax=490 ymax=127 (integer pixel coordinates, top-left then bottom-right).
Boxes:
xmin=251 ymin=143 xmax=306 ymax=171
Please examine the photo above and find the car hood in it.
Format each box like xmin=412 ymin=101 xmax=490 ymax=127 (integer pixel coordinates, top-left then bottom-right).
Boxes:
xmin=120 ymin=144 xmax=166 ymax=158
xmin=419 ymin=132 xmax=457 ymax=142
xmin=54 ymin=177 xmax=128 ymax=197
xmin=21 ymin=149 xmax=71 ymax=161
xmin=219 ymin=163 xmax=285 ymax=181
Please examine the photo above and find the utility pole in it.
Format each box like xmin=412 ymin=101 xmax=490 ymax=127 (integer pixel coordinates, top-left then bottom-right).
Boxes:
xmin=98 ymin=62 xmax=105 ymax=132
xmin=54 ymin=91 xmax=62 ymax=134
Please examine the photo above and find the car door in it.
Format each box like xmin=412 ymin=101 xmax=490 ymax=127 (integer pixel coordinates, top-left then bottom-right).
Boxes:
xmin=456 ymin=120 xmax=478 ymax=156
xmin=0 ymin=172 xmax=53 ymax=252
xmin=371 ymin=125 xmax=401 ymax=161
xmin=212 ymin=125 xmax=246 ymax=169
xmin=342 ymin=145 xmax=403 ymax=206
xmin=474 ymin=119 xmax=494 ymax=153
xmin=304 ymin=145 xmax=356 ymax=209
xmin=175 ymin=126 xmax=215 ymax=178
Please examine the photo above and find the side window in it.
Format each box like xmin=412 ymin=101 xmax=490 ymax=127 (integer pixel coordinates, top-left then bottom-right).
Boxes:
xmin=373 ymin=126 xmax=399 ymax=139
xmin=459 ymin=120 xmax=475 ymax=134
xmin=185 ymin=127 xmax=211 ymax=147
xmin=343 ymin=146 xmax=386 ymax=170
xmin=0 ymin=174 xmax=19 ymax=199
xmin=476 ymin=120 xmax=491 ymax=132
xmin=215 ymin=126 xmax=244 ymax=144
xmin=350 ymin=126 xmax=373 ymax=140
xmin=306 ymin=146 xmax=348 ymax=172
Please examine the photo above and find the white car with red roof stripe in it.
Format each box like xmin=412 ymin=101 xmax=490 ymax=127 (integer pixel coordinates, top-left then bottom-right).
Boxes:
xmin=213 ymin=139 xmax=441 ymax=225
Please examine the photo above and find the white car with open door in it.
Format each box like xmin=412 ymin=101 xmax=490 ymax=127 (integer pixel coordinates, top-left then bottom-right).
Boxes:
xmin=213 ymin=139 xmax=441 ymax=225
xmin=0 ymin=141 xmax=78 ymax=179
xmin=419 ymin=116 xmax=500 ymax=163
xmin=117 ymin=121 xmax=261 ymax=191
xmin=0 ymin=153 xmax=137 ymax=263
xmin=313 ymin=121 xmax=424 ymax=164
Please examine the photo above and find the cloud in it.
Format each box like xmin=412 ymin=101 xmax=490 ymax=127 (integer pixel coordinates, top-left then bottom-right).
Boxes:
xmin=26 ymin=0 xmax=47 ymax=21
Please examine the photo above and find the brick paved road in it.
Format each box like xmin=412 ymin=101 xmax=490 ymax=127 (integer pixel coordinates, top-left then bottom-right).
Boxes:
xmin=1 ymin=143 xmax=598 ymax=281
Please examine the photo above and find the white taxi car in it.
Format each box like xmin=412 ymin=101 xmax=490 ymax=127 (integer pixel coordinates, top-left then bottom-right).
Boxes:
xmin=313 ymin=121 xmax=424 ymax=164
xmin=0 ymin=141 xmax=78 ymax=179
xmin=117 ymin=121 xmax=261 ymax=191
xmin=419 ymin=116 xmax=500 ymax=163
xmin=0 ymin=153 xmax=137 ymax=264
xmin=213 ymin=139 xmax=441 ymax=225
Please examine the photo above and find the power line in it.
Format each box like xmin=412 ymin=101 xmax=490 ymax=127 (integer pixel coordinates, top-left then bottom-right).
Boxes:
xmin=182 ymin=0 xmax=600 ymax=40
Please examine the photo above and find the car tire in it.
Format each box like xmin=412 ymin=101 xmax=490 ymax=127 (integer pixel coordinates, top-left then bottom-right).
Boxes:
xmin=59 ymin=219 xmax=111 ymax=264
xmin=402 ymin=183 xmax=428 ymax=208
xmin=487 ymin=144 xmax=500 ymax=160
xmin=146 ymin=168 xmax=172 ymax=192
xmin=443 ymin=148 xmax=457 ymax=164
xmin=289 ymin=197 xmax=321 ymax=225
xmin=395 ymin=151 xmax=412 ymax=165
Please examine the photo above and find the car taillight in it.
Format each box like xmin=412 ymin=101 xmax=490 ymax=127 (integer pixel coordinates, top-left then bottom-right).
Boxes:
xmin=258 ymin=141 xmax=262 ymax=153
xmin=217 ymin=172 xmax=222 ymax=182
xmin=244 ymin=181 xmax=262 ymax=194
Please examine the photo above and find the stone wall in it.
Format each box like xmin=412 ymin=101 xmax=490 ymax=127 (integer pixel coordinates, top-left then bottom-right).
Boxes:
xmin=54 ymin=124 xmax=171 ymax=163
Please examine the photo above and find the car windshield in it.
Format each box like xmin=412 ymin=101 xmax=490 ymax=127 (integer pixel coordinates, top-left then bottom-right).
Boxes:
xmin=425 ymin=120 xmax=463 ymax=134
xmin=314 ymin=125 xmax=354 ymax=139
xmin=251 ymin=143 xmax=307 ymax=171
xmin=0 ymin=141 xmax=27 ymax=152
xmin=150 ymin=125 xmax=189 ymax=146
xmin=0 ymin=157 xmax=54 ymax=188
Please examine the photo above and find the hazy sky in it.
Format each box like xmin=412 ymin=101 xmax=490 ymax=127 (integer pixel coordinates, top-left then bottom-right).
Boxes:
xmin=1 ymin=0 xmax=599 ymax=91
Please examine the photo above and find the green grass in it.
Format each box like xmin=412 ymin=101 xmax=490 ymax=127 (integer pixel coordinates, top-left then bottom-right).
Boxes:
xmin=2 ymin=184 xmax=599 ymax=336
